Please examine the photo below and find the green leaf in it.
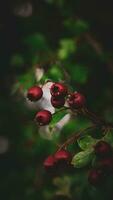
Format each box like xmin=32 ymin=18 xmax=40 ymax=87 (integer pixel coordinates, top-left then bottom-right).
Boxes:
xmin=24 ymin=34 xmax=48 ymax=51
xmin=77 ymin=135 xmax=96 ymax=150
xmin=48 ymin=64 xmax=63 ymax=81
xmin=18 ymin=69 xmax=35 ymax=90
xmin=50 ymin=110 xmax=68 ymax=127
xmin=71 ymin=150 xmax=93 ymax=168
xmin=58 ymin=38 xmax=77 ymax=60
xmin=74 ymin=20 xmax=89 ymax=34
xmin=103 ymin=131 xmax=113 ymax=147
xmin=71 ymin=64 xmax=89 ymax=84
xmin=64 ymin=19 xmax=89 ymax=35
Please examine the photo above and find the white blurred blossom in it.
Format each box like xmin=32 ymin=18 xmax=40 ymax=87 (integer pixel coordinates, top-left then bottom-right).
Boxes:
xmin=56 ymin=113 xmax=71 ymax=129
xmin=25 ymin=81 xmax=55 ymax=113
xmin=13 ymin=2 xmax=33 ymax=17
xmin=39 ymin=113 xmax=71 ymax=140
xmin=25 ymin=82 xmax=71 ymax=140
xmin=0 ymin=136 xmax=9 ymax=154
xmin=35 ymin=67 xmax=44 ymax=82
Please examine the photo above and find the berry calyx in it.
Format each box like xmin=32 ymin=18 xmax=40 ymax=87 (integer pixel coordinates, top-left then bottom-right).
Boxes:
xmin=27 ymin=86 xmax=43 ymax=101
xmin=51 ymin=96 xmax=65 ymax=108
xmin=68 ymin=92 xmax=86 ymax=109
xmin=50 ymin=83 xmax=67 ymax=97
xmin=35 ymin=110 xmax=52 ymax=125
xmin=88 ymin=168 xmax=104 ymax=186
xmin=97 ymin=157 xmax=113 ymax=173
xmin=94 ymin=141 xmax=112 ymax=157
xmin=54 ymin=150 xmax=71 ymax=163
xmin=44 ymin=155 xmax=55 ymax=170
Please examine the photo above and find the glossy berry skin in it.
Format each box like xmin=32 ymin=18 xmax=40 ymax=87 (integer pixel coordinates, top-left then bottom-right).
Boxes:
xmin=51 ymin=96 xmax=65 ymax=108
xmin=44 ymin=155 xmax=55 ymax=170
xmin=98 ymin=157 xmax=113 ymax=173
xmin=35 ymin=110 xmax=52 ymax=125
xmin=50 ymin=83 xmax=67 ymax=98
xmin=88 ymin=168 xmax=104 ymax=186
xmin=27 ymin=86 xmax=43 ymax=101
xmin=54 ymin=150 xmax=71 ymax=163
xmin=94 ymin=141 xmax=112 ymax=157
xmin=68 ymin=92 xmax=86 ymax=109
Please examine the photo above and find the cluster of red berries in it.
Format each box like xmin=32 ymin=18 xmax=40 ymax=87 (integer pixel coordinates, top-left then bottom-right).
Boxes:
xmin=44 ymin=149 xmax=71 ymax=172
xmin=27 ymin=83 xmax=86 ymax=126
xmin=88 ymin=141 xmax=113 ymax=186
xmin=27 ymin=83 xmax=113 ymax=187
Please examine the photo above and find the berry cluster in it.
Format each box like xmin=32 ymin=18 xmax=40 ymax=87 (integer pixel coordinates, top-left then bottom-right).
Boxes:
xmin=88 ymin=141 xmax=113 ymax=186
xmin=27 ymin=83 xmax=85 ymax=126
xmin=44 ymin=150 xmax=71 ymax=172
xmin=26 ymin=82 xmax=113 ymax=187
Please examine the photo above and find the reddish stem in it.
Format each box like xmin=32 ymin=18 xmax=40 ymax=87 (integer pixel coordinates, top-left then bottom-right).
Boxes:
xmin=58 ymin=125 xmax=96 ymax=151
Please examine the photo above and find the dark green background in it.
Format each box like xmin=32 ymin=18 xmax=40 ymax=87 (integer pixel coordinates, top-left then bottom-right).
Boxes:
xmin=0 ymin=1 xmax=113 ymax=199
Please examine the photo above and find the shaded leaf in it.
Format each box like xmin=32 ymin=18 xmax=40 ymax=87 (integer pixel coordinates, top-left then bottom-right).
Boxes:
xmin=70 ymin=64 xmax=89 ymax=84
xmin=24 ymin=34 xmax=48 ymax=51
xmin=77 ymin=135 xmax=96 ymax=150
xmin=103 ymin=131 xmax=113 ymax=147
xmin=18 ymin=69 xmax=35 ymax=90
xmin=64 ymin=19 xmax=89 ymax=35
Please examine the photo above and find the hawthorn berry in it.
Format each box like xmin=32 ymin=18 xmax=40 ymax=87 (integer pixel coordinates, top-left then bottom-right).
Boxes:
xmin=88 ymin=168 xmax=104 ymax=186
xmin=44 ymin=155 xmax=55 ymax=170
xmin=35 ymin=110 xmax=52 ymax=125
xmin=68 ymin=92 xmax=86 ymax=109
xmin=94 ymin=141 xmax=112 ymax=157
xmin=54 ymin=150 xmax=71 ymax=163
xmin=50 ymin=83 xmax=67 ymax=98
xmin=27 ymin=86 xmax=43 ymax=101
xmin=51 ymin=96 xmax=65 ymax=108
xmin=97 ymin=157 xmax=113 ymax=173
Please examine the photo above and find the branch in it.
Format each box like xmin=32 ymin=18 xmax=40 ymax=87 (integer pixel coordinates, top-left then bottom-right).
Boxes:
xmin=58 ymin=125 xmax=96 ymax=151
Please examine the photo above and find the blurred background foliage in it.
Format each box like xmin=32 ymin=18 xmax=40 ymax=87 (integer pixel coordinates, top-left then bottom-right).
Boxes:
xmin=1 ymin=0 xmax=113 ymax=199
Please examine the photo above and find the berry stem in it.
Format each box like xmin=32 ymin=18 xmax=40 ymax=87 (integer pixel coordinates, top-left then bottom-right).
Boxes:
xmin=52 ymin=107 xmax=70 ymax=116
xmin=58 ymin=125 xmax=96 ymax=151
xmin=82 ymin=107 xmax=105 ymax=125
xmin=79 ymin=107 xmax=113 ymax=129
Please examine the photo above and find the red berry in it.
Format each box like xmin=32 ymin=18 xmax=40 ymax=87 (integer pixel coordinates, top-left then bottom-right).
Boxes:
xmin=50 ymin=83 xmax=67 ymax=97
xmin=54 ymin=150 xmax=71 ymax=163
xmin=68 ymin=92 xmax=86 ymax=109
xmin=44 ymin=155 xmax=55 ymax=170
xmin=51 ymin=96 xmax=65 ymax=108
xmin=27 ymin=86 xmax=43 ymax=101
xmin=88 ymin=168 xmax=104 ymax=186
xmin=35 ymin=110 xmax=52 ymax=125
xmin=94 ymin=141 xmax=112 ymax=157
xmin=98 ymin=157 xmax=113 ymax=173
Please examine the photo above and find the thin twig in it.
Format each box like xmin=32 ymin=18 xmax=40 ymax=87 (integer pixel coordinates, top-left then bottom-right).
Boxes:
xmin=58 ymin=125 xmax=96 ymax=151
xmin=82 ymin=107 xmax=105 ymax=125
